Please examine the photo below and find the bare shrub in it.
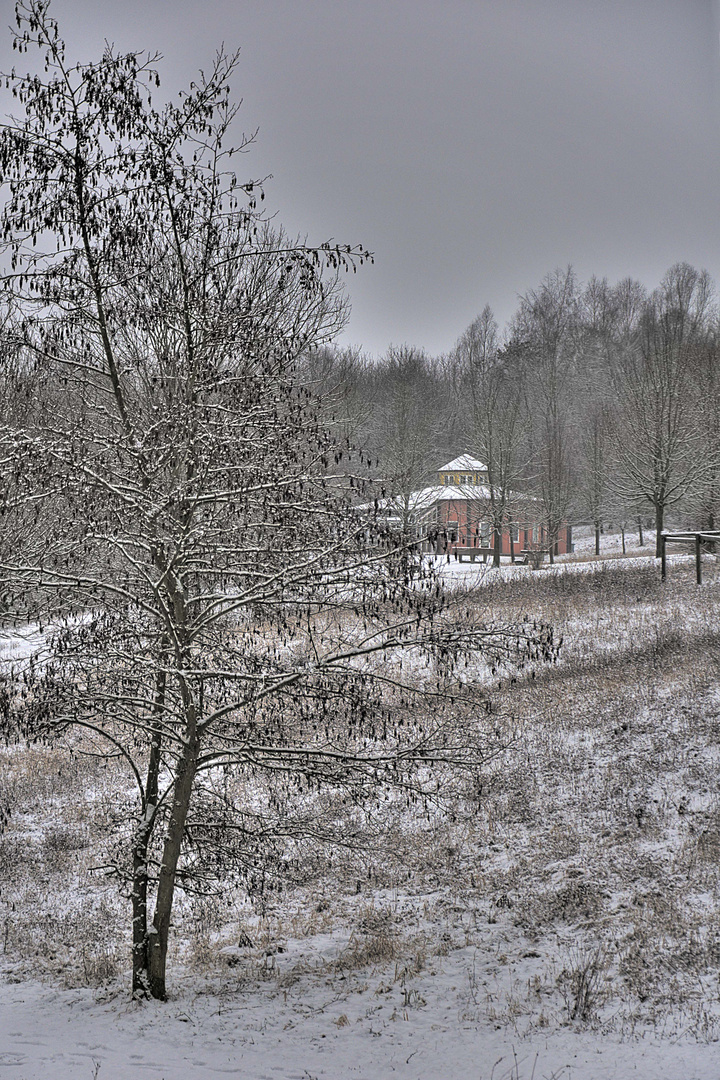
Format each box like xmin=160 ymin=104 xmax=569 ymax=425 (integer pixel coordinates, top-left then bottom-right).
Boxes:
xmin=688 ymin=803 xmax=720 ymax=866
xmin=80 ymin=941 xmax=120 ymax=987
xmin=0 ymin=835 xmax=34 ymax=876
xmin=619 ymin=933 xmax=663 ymax=1004
xmin=557 ymin=944 xmax=610 ymax=1023
xmin=184 ymin=895 xmax=226 ymax=969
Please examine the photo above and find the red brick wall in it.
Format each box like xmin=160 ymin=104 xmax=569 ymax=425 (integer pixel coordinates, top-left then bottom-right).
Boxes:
xmin=436 ymin=499 xmax=571 ymax=555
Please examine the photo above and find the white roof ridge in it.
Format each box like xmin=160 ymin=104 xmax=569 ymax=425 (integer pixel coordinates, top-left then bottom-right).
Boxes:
xmin=439 ymin=453 xmax=487 ymax=472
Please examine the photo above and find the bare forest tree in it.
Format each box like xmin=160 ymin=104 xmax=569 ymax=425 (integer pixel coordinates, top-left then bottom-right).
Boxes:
xmin=608 ymin=263 xmax=718 ymax=554
xmin=693 ymin=332 xmax=720 ymax=532
xmin=300 ymin=344 xmax=375 ymax=449
xmin=454 ymin=306 xmax=526 ymax=566
xmin=0 ymin=1 xmax=556 ymax=1000
xmin=513 ymin=267 xmax=579 ymax=563
xmin=577 ymin=402 xmax=613 ymax=556
xmin=573 ymin=277 xmax=623 ymax=554
xmin=367 ymin=345 xmax=444 ymax=540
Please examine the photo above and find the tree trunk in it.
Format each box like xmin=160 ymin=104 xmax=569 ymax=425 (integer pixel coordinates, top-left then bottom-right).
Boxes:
xmin=132 ymin=816 xmax=155 ymax=997
xmin=132 ymin=649 xmax=167 ymax=997
xmin=147 ymin=731 xmax=199 ymax=1000
xmin=655 ymin=501 xmax=664 ymax=557
xmin=131 ymin=699 xmax=165 ymax=993
xmin=621 ymin=526 xmax=626 ymax=554
xmin=638 ymin=518 xmax=644 ymax=547
xmin=594 ymin=522 xmax=600 ymax=556
xmin=493 ymin=525 xmax=501 ymax=568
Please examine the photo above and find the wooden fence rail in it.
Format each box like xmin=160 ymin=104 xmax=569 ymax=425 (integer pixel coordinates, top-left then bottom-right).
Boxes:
xmin=660 ymin=531 xmax=720 ymax=584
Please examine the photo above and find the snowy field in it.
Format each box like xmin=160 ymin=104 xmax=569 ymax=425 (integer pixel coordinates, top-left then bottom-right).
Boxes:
xmin=2 ymin=535 xmax=720 ymax=1079
xmin=432 ymin=527 xmax=672 ymax=587
xmin=2 ymin=951 xmax=719 ymax=1080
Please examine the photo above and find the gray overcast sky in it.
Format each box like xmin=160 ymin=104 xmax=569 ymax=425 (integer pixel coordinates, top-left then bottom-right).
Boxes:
xmin=3 ymin=0 xmax=720 ymax=356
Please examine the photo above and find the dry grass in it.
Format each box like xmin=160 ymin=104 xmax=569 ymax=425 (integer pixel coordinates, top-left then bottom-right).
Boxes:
xmin=1 ymin=558 xmax=719 ymax=1037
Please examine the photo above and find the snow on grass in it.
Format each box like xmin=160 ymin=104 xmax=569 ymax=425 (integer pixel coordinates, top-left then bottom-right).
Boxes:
xmin=3 ymin=949 xmax=720 ymax=1080
xmin=0 ymin=621 xmax=46 ymax=663
xmin=431 ymin=527 xmax=720 ymax=588
xmin=2 ymin=553 xmax=720 ymax=1078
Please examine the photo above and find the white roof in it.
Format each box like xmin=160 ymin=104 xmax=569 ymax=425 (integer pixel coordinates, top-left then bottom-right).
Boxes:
xmin=366 ymin=482 xmax=538 ymax=517
xmin=439 ymin=454 xmax=487 ymax=473
xmin=372 ymin=484 xmax=493 ymax=515
xmin=435 ymin=484 xmax=492 ymax=501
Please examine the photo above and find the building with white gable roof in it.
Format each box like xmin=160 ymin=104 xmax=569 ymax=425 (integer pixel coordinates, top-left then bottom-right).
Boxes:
xmin=373 ymin=453 xmax=572 ymax=561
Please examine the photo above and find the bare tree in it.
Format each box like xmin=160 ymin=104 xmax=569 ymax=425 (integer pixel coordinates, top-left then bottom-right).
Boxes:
xmin=301 ymin=343 xmax=375 ymax=449
xmin=0 ymin=1 xmax=556 ymax=1001
xmin=573 ymin=277 xmax=625 ymax=554
xmin=454 ymin=306 xmax=526 ymax=566
xmin=513 ymin=267 xmax=580 ymax=563
xmin=693 ymin=331 xmax=720 ymax=533
xmin=577 ymin=402 xmax=612 ymax=555
xmin=368 ymin=345 xmax=442 ymax=542
xmin=609 ymin=263 xmax=717 ymax=554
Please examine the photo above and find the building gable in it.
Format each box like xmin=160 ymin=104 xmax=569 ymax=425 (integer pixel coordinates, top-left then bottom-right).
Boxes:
xmin=438 ymin=453 xmax=488 ymax=487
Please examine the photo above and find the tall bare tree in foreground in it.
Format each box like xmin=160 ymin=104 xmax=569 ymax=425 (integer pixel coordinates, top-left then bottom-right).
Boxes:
xmin=0 ymin=1 xmax=556 ymax=999
xmin=693 ymin=332 xmax=720 ymax=533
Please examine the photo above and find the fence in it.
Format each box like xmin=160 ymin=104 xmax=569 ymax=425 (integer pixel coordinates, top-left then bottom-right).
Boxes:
xmin=660 ymin=531 xmax=720 ymax=584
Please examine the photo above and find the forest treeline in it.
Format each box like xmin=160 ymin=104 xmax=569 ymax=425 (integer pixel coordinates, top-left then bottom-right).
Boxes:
xmin=307 ymin=263 xmax=720 ymax=556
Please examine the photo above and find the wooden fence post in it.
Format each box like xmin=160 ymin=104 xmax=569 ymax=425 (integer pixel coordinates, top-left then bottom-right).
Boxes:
xmin=696 ymin=533 xmax=702 ymax=585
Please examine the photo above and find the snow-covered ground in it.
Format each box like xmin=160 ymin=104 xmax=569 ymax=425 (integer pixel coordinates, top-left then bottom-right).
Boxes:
xmin=2 ymin=943 xmax=719 ymax=1080
xmin=430 ymin=526 xmax=710 ymax=588
xmin=0 ymin=622 xmax=47 ymax=664
xmin=2 ymin=539 xmax=720 ymax=1079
